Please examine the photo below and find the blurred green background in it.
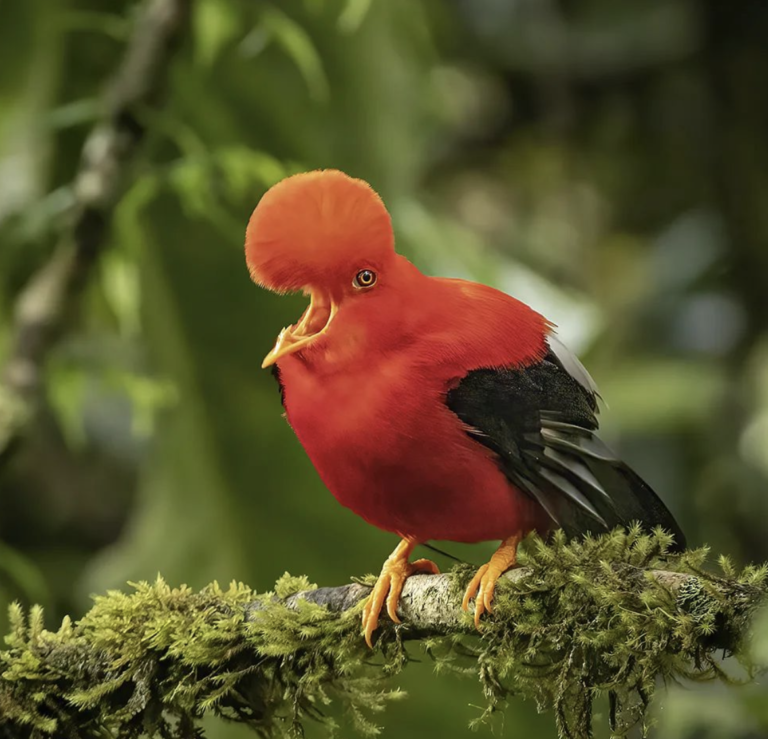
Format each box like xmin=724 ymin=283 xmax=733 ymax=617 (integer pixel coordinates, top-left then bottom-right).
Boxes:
xmin=1 ymin=0 xmax=767 ymax=737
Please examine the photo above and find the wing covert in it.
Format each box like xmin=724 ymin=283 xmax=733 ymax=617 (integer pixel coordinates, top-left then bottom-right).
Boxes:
xmin=446 ymin=340 xmax=686 ymax=550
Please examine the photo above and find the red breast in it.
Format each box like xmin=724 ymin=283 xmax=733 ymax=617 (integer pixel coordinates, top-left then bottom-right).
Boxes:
xmin=276 ymin=275 xmax=552 ymax=542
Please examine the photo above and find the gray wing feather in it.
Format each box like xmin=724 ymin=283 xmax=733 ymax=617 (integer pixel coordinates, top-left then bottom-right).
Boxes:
xmin=547 ymin=334 xmax=600 ymax=396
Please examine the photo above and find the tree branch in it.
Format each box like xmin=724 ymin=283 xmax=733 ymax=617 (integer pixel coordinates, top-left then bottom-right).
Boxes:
xmin=0 ymin=0 xmax=191 ymax=463
xmin=281 ymin=565 xmax=719 ymax=633
xmin=0 ymin=530 xmax=765 ymax=739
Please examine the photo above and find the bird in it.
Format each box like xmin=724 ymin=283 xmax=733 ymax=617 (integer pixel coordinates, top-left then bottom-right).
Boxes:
xmin=244 ymin=169 xmax=686 ymax=648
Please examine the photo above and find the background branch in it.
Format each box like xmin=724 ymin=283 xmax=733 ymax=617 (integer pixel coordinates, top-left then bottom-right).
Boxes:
xmin=0 ymin=0 xmax=191 ymax=464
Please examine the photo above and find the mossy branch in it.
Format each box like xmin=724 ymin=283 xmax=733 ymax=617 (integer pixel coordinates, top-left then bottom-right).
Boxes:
xmin=1 ymin=529 xmax=766 ymax=739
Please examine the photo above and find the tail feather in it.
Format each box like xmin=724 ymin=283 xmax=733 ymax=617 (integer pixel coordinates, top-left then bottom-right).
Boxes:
xmin=587 ymin=461 xmax=687 ymax=551
xmin=535 ymin=418 xmax=686 ymax=551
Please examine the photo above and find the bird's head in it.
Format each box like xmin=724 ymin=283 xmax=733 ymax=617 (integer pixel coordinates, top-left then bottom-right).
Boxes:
xmin=246 ymin=169 xmax=417 ymax=368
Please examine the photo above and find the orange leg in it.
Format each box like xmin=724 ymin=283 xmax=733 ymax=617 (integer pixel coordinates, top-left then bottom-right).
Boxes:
xmin=362 ymin=538 xmax=439 ymax=647
xmin=461 ymin=533 xmax=521 ymax=629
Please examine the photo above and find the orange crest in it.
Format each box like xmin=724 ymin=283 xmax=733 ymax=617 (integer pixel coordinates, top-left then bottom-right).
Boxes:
xmin=245 ymin=170 xmax=395 ymax=292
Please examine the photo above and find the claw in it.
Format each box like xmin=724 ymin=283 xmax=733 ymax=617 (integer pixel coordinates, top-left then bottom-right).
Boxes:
xmin=461 ymin=534 xmax=521 ymax=630
xmin=461 ymin=563 xmax=493 ymax=628
xmin=362 ymin=542 xmax=439 ymax=647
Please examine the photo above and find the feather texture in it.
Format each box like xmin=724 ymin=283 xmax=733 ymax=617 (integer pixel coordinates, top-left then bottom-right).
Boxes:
xmin=446 ymin=342 xmax=686 ymax=550
xmin=248 ymin=169 xmax=686 ymax=551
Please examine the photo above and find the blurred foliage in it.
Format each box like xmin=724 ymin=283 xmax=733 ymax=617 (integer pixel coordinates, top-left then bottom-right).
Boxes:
xmin=1 ymin=0 xmax=767 ymax=737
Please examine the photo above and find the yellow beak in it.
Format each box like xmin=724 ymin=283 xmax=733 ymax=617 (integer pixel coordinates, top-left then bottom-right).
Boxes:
xmin=262 ymin=289 xmax=337 ymax=368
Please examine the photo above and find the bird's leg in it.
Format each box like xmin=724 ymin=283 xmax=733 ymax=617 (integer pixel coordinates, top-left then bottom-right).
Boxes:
xmin=362 ymin=537 xmax=439 ymax=647
xmin=462 ymin=533 xmax=521 ymax=629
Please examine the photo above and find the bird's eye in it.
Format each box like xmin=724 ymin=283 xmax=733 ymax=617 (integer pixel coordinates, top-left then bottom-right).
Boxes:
xmin=353 ymin=269 xmax=377 ymax=289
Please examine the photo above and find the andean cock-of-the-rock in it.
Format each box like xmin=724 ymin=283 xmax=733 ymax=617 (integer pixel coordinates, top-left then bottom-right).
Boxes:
xmin=245 ymin=169 xmax=686 ymax=647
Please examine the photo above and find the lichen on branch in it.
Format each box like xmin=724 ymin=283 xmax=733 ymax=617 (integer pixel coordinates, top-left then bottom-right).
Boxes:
xmin=0 ymin=528 xmax=765 ymax=739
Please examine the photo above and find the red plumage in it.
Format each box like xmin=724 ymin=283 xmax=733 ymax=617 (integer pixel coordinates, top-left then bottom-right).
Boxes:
xmin=245 ymin=169 xmax=684 ymax=645
xmin=276 ymin=272 xmax=552 ymax=542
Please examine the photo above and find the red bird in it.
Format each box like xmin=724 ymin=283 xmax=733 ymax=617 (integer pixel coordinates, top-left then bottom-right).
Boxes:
xmin=245 ymin=170 xmax=685 ymax=647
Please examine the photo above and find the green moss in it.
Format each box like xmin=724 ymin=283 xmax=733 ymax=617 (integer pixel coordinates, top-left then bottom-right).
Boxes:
xmin=0 ymin=529 xmax=765 ymax=739
xmin=0 ymin=576 xmax=403 ymax=738
xmin=452 ymin=527 xmax=767 ymax=738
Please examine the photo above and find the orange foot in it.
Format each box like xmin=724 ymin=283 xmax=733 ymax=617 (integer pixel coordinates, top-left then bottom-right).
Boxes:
xmin=462 ymin=533 xmax=521 ymax=629
xmin=362 ymin=538 xmax=439 ymax=647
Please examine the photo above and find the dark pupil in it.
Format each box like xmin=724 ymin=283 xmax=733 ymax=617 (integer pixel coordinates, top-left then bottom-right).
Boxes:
xmin=360 ymin=271 xmax=373 ymax=284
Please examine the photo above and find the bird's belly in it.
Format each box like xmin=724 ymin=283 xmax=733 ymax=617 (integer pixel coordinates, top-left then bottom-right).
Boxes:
xmin=280 ymin=360 xmax=547 ymax=542
xmin=330 ymin=449 xmax=546 ymax=543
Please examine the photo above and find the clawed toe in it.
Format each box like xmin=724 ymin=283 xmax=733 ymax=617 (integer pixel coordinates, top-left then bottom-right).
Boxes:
xmin=461 ymin=564 xmax=497 ymax=628
xmin=461 ymin=534 xmax=521 ymax=630
xmin=362 ymin=540 xmax=439 ymax=647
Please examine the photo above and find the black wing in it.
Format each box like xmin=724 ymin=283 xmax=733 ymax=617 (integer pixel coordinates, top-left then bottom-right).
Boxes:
xmin=446 ymin=339 xmax=686 ymax=551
